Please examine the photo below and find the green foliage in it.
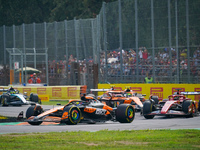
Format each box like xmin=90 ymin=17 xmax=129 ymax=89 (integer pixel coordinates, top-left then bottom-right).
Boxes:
xmin=0 ymin=0 xmax=117 ymax=26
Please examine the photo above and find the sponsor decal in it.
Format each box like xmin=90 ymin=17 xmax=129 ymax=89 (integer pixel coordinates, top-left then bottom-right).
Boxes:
xmin=52 ymin=87 xmax=62 ymax=97
xmin=71 ymin=110 xmax=79 ymax=120
xmin=38 ymin=95 xmax=49 ymax=102
xmin=130 ymin=87 xmax=142 ymax=94
xmin=95 ymin=109 xmax=107 ymax=115
xmin=37 ymin=88 xmax=47 ymax=95
xmin=195 ymin=88 xmax=200 ymax=100
xmin=150 ymin=87 xmax=163 ymax=99
xmin=84 ymin=108 xmax=96 ymax=113
xmin=127 ymin=108 xmax=134 ymax=119
xmin=67 ymin=87 xmax=78 ymax=97
xmin=23 ymin=88 xmax=31 ymax=95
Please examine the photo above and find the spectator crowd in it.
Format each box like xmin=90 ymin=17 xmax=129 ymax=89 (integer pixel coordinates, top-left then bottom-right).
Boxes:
xmin=46 ymin=46 xmax=200 ymax=83
xmin=0 ymin=46 xmax=199 ymax=85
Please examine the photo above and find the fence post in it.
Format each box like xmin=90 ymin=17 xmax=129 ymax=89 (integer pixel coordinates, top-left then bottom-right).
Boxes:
xmin=168 ymin=0 xmax=172 ymax=83
xmin=22 ymin=24 xmax=25 ymax=84
xmin=3 ymin=25 xmax=6 ymax=65
xmin=33 ymin=22 xmax=36 ymax=49
xmin=118 ymin=0 xmax=123 ymax=82
xmin=64 ymin=20 xmax=69 ymax=84
xmin=186 ymin=0 xmax=190 ymax=83
xmin=12 ymin=25 xmax=16 ymax=84
xmin=44 ymin=22 xmax=49 ymax=85
xmin=54 ymin=21 xmax=58 ymax=62
xmin=135 ymin=0 xmax=139 ymax=83
xmin=33 ymin=22 xmax=36 ymax=69
xmin=97 ymin=15 xmax=101 ymax=82
xmin=103 ymin=2 xmax=108 ymax=83
xmin=74 ymin=18 xmax=79 ymax=62
xmin=91 ymin=19 xmax=96 ymax=63
xmin=175 ymin=0 xmax=179 ymax=83
xmin=80 ymin=19 xmax=87 ymax=60
xmin=151 ymin=0 xmax=155 ymax=83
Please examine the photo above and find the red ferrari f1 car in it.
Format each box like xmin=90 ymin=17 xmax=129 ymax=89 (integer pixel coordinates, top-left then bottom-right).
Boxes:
xmin=142 ymin=89 xmax=200 ymax=119
xmin=25 ymin=96 xmax=135 ymax=125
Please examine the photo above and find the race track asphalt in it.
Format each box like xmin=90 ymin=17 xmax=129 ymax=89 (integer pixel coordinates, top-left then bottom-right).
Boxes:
xmin=0 ymin=105 xmax=200 ymax=134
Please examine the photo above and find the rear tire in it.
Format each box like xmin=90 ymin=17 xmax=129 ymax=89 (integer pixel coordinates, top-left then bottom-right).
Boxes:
xmin=182 ymin=100 xmax=196 ymax=117
xmin=151 ymin=96 xmax=159 ymax=104
xmin=29 ymin=93 xmax=41 ymax=104
xmin=143 ymin=100 xmax=155 ymax=119
xmin=62 ymin=106 xmax=81 ymax=125
xmin=116 ymin=104 xmax=135 ymax=123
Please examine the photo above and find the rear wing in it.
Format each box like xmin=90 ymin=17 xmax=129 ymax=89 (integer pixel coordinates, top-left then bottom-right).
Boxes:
xmin=0 ymin=89 xmax=8 ymax=92
xmin=181 ymin=92 xmax=200 ymax=95
xmin=90 ymin=89 xmax=110 ymax=92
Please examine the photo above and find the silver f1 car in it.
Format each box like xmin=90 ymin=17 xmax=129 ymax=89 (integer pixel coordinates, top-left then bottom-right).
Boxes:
xmin=0 ymin=88 xmax=41 ymax=106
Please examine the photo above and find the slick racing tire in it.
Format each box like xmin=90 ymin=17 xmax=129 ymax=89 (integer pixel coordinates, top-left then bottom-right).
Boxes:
xmin=26 ymin=105 xmax=43 ymax=119
xmin=151 ymin=96 xmax=159 ymax=104
xmin=1 ymin=95 xmax=9 ymax=106
xmin=182 ymin=100 xmax=196 ymax=117
xmin=29 ymin=93 xmax=41 ymax=104
xmin=62 ymin=106 xmax=81 ymax=125
xmin=26 ymin=105 xmax=43 ymax=125
xmin=116 ymin=104 xmax=135 ymax=123
xmin=143 ymin=100 xmax=155 ymax=119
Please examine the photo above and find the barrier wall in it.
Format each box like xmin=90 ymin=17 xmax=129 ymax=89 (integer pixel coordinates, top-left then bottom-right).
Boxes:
xmin=98 ymin=84 xmax=200 ymax=101
xmin=0 ymin=86 xmax=83 ymax=100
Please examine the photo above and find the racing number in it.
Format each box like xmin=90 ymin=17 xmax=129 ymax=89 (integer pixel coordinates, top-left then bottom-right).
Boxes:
xmin=95 ymin=109 xmax=106 ymax=115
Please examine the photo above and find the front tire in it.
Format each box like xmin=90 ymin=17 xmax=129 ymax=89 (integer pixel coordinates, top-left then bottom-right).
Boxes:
xmin=26 ymin=105 xmax=43 ymax=125
xmin=62 ymin=106 xmax=82 ymax=125
xmin=143 ymin=100 xmax=155 ymax=119
xmin=116 ymin=104 xmax=135 ymax=123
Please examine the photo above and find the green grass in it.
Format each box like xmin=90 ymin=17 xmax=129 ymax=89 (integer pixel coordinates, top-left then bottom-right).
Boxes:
xmin=0 ymin=130 xmax=200 ymax=150
xmin=41 ymin=100 xmax=69 ymax=106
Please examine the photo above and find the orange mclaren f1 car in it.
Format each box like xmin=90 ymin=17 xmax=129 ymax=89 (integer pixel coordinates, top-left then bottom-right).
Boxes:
xmin=90 ymin=87 xmax=146 ymax=112
xmin=142 ymin=90 xmax=200 ymax=119
xmin=25 ymin=96 xmax=135 ymax=125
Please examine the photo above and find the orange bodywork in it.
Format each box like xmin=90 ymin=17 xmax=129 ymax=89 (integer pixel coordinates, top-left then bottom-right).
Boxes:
xmin=100 ymin=90 xmax=144 ymax=108
xmin=37 ymin=106 xmax=64 ymax=118
xmin=102 ymin=105 xmax=113 ymax=112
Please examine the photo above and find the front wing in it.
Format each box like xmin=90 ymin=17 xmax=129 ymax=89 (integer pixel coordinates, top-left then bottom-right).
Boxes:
xmin=146 ymin=110 xmax=186 ymax=116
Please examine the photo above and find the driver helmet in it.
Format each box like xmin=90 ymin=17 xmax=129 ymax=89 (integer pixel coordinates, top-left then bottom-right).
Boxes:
xmin=126 ymin=93 xmax=132 ymax=97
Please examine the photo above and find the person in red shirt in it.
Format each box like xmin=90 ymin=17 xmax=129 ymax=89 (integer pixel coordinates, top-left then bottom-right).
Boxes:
xmin=28 ymin=73 xmax=41 ymax=83
xmin=143 ymin=48 xmax=148 ymax=59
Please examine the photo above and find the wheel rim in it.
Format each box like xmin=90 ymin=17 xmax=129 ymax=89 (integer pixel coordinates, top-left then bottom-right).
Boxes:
xmin=127 ymin=107 xmax=134 ymax=119
xmin=188 ymin=103 xmax=195 ymax=114
xmin=71 ymin=109 xmax=79 ymax=120
xmin=3 ymin=98 xmax=7 ymax=104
